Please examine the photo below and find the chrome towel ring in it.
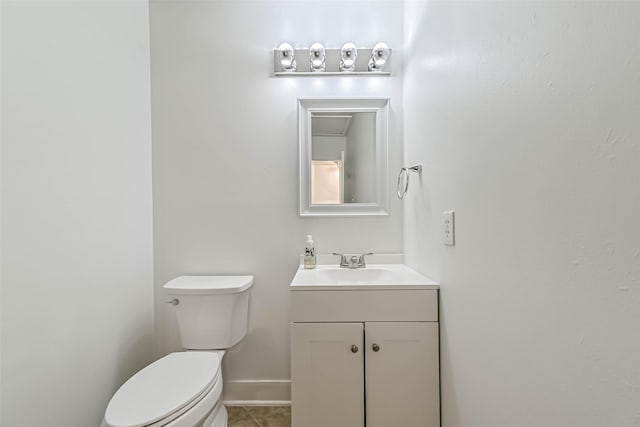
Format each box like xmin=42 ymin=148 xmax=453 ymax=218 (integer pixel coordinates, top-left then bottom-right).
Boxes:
xmin=396 ymin=164 xmax=422 ymax=199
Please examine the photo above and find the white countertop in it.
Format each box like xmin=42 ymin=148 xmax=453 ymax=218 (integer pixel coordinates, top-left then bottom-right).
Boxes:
xmin=290 ymin=264 xmax=440 ymax=291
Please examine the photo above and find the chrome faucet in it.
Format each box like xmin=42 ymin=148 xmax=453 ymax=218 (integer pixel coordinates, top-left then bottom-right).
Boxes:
xmin=332 ymin=252 xmax=373 ymax=269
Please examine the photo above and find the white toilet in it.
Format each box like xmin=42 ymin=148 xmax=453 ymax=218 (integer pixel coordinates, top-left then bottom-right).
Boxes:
xmin=103 ymin=275 xmax=253 ymax=427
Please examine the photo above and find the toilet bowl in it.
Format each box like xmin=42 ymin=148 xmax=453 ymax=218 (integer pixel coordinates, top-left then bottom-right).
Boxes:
xmin=103 ymin=276 xmax=253 ymax=427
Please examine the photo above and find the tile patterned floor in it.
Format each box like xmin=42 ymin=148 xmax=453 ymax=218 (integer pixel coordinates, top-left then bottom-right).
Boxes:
xmin=226 ymin=406 xmax=291 ymax=427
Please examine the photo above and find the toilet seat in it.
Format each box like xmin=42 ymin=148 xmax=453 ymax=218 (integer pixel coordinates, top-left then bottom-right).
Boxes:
xmin=105 ymin=352 xmax=222 ymax=427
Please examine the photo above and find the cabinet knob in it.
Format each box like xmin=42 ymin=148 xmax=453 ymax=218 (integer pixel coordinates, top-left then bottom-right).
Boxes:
xmin=372 ymin=343 xmax=380 ymax=352
xmin=351 ymin=345 xmax=358 ymax=353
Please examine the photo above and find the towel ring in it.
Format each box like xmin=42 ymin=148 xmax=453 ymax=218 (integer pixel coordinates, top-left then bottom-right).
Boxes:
xmin=396 ymin=165 xmax=422 ymax=199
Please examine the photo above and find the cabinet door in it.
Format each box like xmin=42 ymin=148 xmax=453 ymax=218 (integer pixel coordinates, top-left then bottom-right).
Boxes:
xmin=365 ymin=322 xmax=440 ymax=427
xmin=291 ymin=323 xmax=364 ymax=427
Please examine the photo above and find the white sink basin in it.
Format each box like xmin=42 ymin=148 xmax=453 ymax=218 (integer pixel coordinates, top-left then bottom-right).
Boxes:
xmin=315 ymin=268 xmax=394 ymax=282
xmin=290 ymin=264 xmax=439 ymax=290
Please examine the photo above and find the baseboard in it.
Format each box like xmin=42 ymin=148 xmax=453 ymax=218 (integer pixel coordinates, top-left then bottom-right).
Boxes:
xmin=225 ymin=400 xmax=291 ymax=407
xmin=223 ymin=380 xmax=291 ymax=406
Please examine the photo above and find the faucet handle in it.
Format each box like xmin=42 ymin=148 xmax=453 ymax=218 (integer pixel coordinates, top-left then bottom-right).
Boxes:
xmin=357 ymin=252 xmax=373 ymax=267
xmin=332 ymin=252 xmax=348 ymax=267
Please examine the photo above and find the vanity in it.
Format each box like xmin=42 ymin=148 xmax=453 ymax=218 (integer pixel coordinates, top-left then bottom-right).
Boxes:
xmin=289 ymin=263 xmax=440 ymax=427
xmin=292 ymin=97 xmax=438 ymax=425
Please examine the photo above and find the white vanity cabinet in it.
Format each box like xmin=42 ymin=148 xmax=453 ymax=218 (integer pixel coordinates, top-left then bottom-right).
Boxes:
xmin=364 ymin=321 xmax=439 ymax=427
xmin=291 ymin=322 xmax=365 ymax=427
xmin=290 ymin=285 xmax=440 ymax=427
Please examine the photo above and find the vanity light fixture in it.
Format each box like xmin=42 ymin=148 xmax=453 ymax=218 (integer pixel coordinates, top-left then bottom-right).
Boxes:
xmin=277 ymin=42 xmax=297 ymax=72
xmin=309 ymin=42 xmax=326 ymax=72
xmin=368 ymin=42 xmax=390 ymax=72
xmin=273 ymin=42 xmax=391 ymax=76
xmin=339 ymin=42 xmax=358 ymax=72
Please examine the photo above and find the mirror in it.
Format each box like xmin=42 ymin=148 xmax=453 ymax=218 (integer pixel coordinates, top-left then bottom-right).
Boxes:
xmin=298 ymin=98 xmax=389 ymax=216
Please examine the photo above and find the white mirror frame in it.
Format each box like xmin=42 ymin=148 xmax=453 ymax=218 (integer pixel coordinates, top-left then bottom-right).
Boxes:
xmin=298 ymin=97 xmax=389 ymax=217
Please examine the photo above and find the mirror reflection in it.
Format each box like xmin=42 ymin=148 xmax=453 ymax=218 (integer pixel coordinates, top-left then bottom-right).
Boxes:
xmin=298 ymin=98 xmax=388 ymax=216
xmin=311 ymin=112 xmax=376 ymax=205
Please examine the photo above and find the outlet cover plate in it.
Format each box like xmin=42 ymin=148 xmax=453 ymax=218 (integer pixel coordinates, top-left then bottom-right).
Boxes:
xmin=443 ymin=210 xmax=455 ymax=246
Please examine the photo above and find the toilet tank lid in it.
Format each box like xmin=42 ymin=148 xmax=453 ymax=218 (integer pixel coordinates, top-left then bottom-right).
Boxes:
xmin=164 ymin=275 xmax=254 ymax=295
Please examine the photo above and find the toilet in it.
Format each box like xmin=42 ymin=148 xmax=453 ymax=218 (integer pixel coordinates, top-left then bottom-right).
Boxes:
xmin=103 ymin=275 xmax=253 ymax=427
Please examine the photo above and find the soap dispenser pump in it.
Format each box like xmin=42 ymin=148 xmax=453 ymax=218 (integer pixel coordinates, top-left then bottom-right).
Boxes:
xmin=304 ymin=235 xmax=316 ymax=269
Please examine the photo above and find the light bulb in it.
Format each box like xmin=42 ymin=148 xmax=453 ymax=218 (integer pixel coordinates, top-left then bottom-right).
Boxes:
xmin=277 ymin=42 xmax=296 ymax=72
xmin=368 ymin=42 xmax=390 ymax=72
xmin=309 ymin=42 xmax=326 ymax=72
xmin=339 ymin=42 xmax=358 ymax=72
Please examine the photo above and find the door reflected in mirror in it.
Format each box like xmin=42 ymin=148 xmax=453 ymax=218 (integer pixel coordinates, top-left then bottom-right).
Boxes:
xmin=311 ymin=112 xmax=376 ymax=204
xmin=311 ymin=160 xmax=343 ymax=204
xmin=299 ymin=98 xmax=389 ymax=216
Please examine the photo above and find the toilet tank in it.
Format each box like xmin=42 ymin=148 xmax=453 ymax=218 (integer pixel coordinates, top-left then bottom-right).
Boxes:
xmin=164 ymin=276 xmax=253 ymax=350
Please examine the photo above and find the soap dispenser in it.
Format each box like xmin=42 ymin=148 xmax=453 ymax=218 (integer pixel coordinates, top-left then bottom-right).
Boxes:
xmin=304 ymin=235 xmax=316 ymax=269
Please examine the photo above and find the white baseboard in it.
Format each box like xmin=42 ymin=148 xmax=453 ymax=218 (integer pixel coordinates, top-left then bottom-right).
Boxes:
xmin=223 ymin=380 xmax=291 ymax=406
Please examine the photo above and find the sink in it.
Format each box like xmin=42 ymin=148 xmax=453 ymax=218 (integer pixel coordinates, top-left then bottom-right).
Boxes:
xmin=315 ymin=268 xmax=394 ymax=283
xmin=290 ymin=264 xmax=439 ymax=290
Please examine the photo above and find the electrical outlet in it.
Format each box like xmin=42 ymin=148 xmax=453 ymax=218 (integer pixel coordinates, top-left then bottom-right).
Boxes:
xmin=443 ymin=211 xmax=455 ymax=246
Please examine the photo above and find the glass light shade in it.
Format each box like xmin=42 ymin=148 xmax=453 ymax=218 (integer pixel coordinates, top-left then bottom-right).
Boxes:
xmin=339 ymin=42 xmax=358 ymax=72
xmin=368 ymin=42 xmax=390 ymax=72
xmin=309 ymin=42 xmax=326 ymax=72
xmin=277 ymin=42 xmax=296 ymax=72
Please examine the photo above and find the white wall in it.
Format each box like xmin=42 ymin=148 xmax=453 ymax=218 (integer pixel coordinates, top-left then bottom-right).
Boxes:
xmin=1 ymin=1 xmax=154 ymax=425
xmin=150 ymin=0 xmax=404 ymax=401
xmin=403 ymin=1 xmax=640 ymax=426
xmin=312 ymin=136 xmax=346 ymax=161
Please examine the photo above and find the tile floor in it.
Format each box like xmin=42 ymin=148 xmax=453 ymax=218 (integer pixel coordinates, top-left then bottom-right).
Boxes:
xmin=226 ymin=406 xmax=291 ymax=427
